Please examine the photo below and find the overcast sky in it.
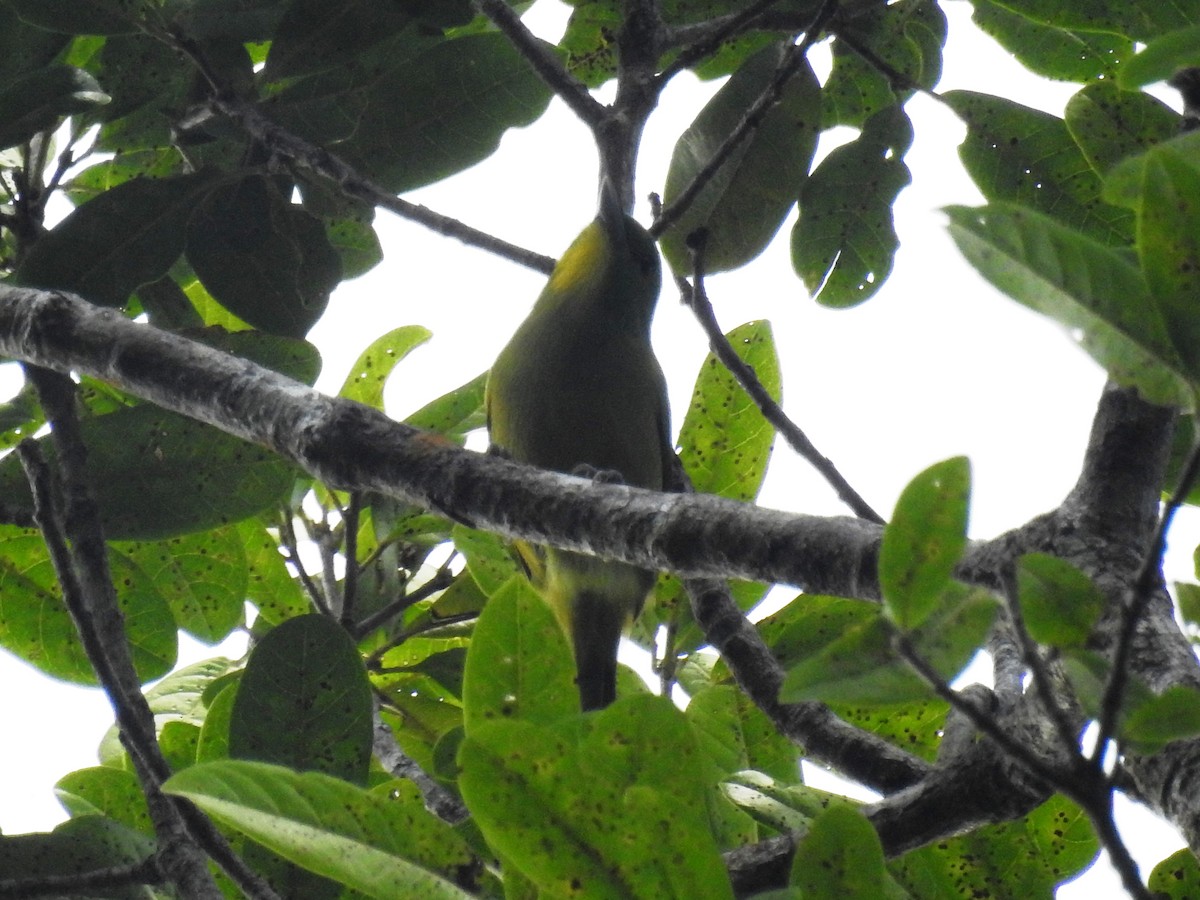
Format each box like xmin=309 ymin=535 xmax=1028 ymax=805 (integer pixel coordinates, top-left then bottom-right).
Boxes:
xmin=0 ymin=2 xmax=1194 ymax=894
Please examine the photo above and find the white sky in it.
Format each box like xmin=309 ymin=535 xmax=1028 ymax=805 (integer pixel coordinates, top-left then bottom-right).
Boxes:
xmin=0 ymin=0 xmax=1194 ymax=894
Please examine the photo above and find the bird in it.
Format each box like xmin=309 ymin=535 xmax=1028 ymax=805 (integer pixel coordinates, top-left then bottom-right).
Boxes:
xmin=485 ymin=183 xmax=672 ymax=711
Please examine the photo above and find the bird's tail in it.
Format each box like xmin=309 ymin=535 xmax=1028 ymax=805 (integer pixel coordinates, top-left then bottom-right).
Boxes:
xmin=571 ymin=590 xmax=625 ymax=711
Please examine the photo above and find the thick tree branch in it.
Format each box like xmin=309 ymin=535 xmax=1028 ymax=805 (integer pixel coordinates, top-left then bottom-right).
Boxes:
xmin=0 ymin=285 xmax=881 ymax=595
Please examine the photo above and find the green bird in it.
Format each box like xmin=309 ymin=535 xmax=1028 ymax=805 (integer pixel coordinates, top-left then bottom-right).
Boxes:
xmin=486 ymin=186 xmax=672 ymax=711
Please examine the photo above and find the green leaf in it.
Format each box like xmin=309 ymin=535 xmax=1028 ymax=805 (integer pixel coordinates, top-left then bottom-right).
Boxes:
xmin=1016 ymin=553 xmax=1105 ymax=648
xmin=1120 ymin=25 xmax=1200 ymax=88
xmin=879 ymin=457 xmax=970 ymax=630
xmin=792 ymin=106 xmax=912 ymax=306
xmin=723 ymin=770 xmax=856 ymax=835
xmin=458 ymin=696 xmax=734 ymax=899
xmin=1149 ymin=848 xmax=1200 ymax=899
xmin=114 ymin=526 xmax=249 ymax=643
xmin=967 ymin=0 xmax=1195 ymax=42
xmin=0 ymin=403 xmax=300 ymax=539
xmin=461 ymin=577 xmax=577 ymax=732
xmin=946 ymin=203 xmax=1192 ymax=407
xmin=791 ymin=806 xmax=905 ymax=898
xmin=271 ymin=32 xmax=552 ymax=193
xmin=686 ymin=684 xmax=797 ymax=782
xmin=943 ymin=91 xmax=1131 ymax=245
xmin=758 ymin=594 xmax=879 ymax=669
xmin=186 ymin=174 xmax=341 ymax=338
xmin=822 ymin=0 xmax=945 ymax=129
xmin=0 ymin=5 xmax=72 ymax=86
xmin=677 ymin=320 xmax=779 ymax=502
xmin=1121 ymin=685 xmax=1200 ymax=753
xmin=164 ymin=760 xmax=475 ymax=899
xmin=0 ymin=816 xmax=155 ymax=899
xmin=892 ymin=795 xmax=1098 ymax=897
xmin=403 ymin=371 xmax=487 ymax=440
xmin=166 ymin=0 xmax=289 ymax=42
xmin=326 ymin=215 xmax=383 ymax=279
xmin=1064 ymin=83 xmax=1180 ymax=179
xmin=339 ymin=326 xmax=433 ymax=408
xmin=660 ymin=43 xmax=821 ymax=275
xmin=0 ymin=531 xmax=176 ymax=685
xmin=970 ymin=0 xmax=1132 ymax=83
xmin=265 ymin=0 xmax=415 ymax=80
xmin=1130 ymin=145 xmax=1200 ymax=378
xmin=100 ymin=657 xmax=240 ymax=763
xmin=452 ymin=525 xmax=524 ymax=597
xmin=9 ymin=0 xmax=137 ymax=35
xmin=240 ymin=518 xmax=310 ymax=625
xmin=230 ymin=614 xmax=373 ymax=783
xmin=17 ymin=171 xmax=219 ymax=308
xmin=55 ymin=766 xmax=152 ymax=835
xmin=0 ymin=65 xmax=108 ymax=150
xmin=780 ymin=584 xmax=994 ymax=706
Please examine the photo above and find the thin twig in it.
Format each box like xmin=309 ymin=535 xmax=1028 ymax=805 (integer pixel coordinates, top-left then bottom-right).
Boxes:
xmin=372 ymin=695 xmax=470 ymax=824
xmin=280 ymin=509 xmax=331 ymax=616
xmin=660 ymin=0 xmax=784 ymax=81
xmin=357 ymin=561 xmax=458 ymax=645
xmin=473 ymin=0 xmax=605 ymax=129
xmin=680 ymin=236 xmax=884 ymax=523
xmin=997 ymin=566 xmax=1086 ymax=756
xmin=0 ymin=855 xmax=162 ymax=899
xmin=18 ymin=375 xmax=224 ymax=900
xmin=652 ymin=0 xmax=839 ymax=238
xmin=166 ymin=32 xmax=555 ymax=275
xmin=341 ymin=491 xmax=362 ymax=628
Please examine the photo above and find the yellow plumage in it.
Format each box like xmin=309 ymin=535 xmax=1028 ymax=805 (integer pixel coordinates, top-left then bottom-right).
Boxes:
xmin=486 ymin=188 xmax=670 ymax=710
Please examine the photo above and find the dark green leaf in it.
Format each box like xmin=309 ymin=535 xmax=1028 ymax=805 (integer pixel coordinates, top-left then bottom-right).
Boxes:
xmin=822 ymin=0 xmax=946 ymax=129
xmin=9 ymin=0 xmax=136 ymax=35
xmin=0 ymin=6 xmax=72 ymax=86
xmin=326 ymin=215 xmax=382 ymax=279
xmin=0 ymin=65 xmax=108 ymax=150
xmin=946 ymin=203 xmax=1192 ymax=407
xmin=1065 ymin=82 xmax=1180 ymax=178
xmin=879 ymin=457 xmax=970 ymax=630
xmin=1016 ymin=553 xmax=1105 ymax=648
xmin=660 ymin=44 xmax=821 ymax=275
xmin=970 ymin=0 xmax=1133 ymax=83
xmin=230 ymin=614 xmax=373 ymax=782
xmin=186 ymin=175 xmax=341 ymax=338
xmin=792 ymin=106 xmax=912 ymax=306
xmin=686 ymin=684 xmax=797 ymax=782
xmin=1120 ymin=25 xmax=1200 ymax=89
xmin=266 ymin=0 xmax=414 ymax=80
xmin=0 ymin=403 xmax=300 ymax=539
xmin=165 ymin=0 xmax=289 ymax=42
xmin=270 ymin=32 xmax=552 ymax=193
xmin=18 ymin=171 xmax=218 ymax=307
xmin=0 ymin=817 xmax=155 ymax=900
xmin=677 ymin=320 xmax=779 ymax=502
xmin=943 ymin=91 xmax=1131 ymax=245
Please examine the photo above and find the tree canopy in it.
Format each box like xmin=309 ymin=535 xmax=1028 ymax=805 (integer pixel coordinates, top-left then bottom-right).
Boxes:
xmin=1 ymin=0 xmax=1200 ymax=898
